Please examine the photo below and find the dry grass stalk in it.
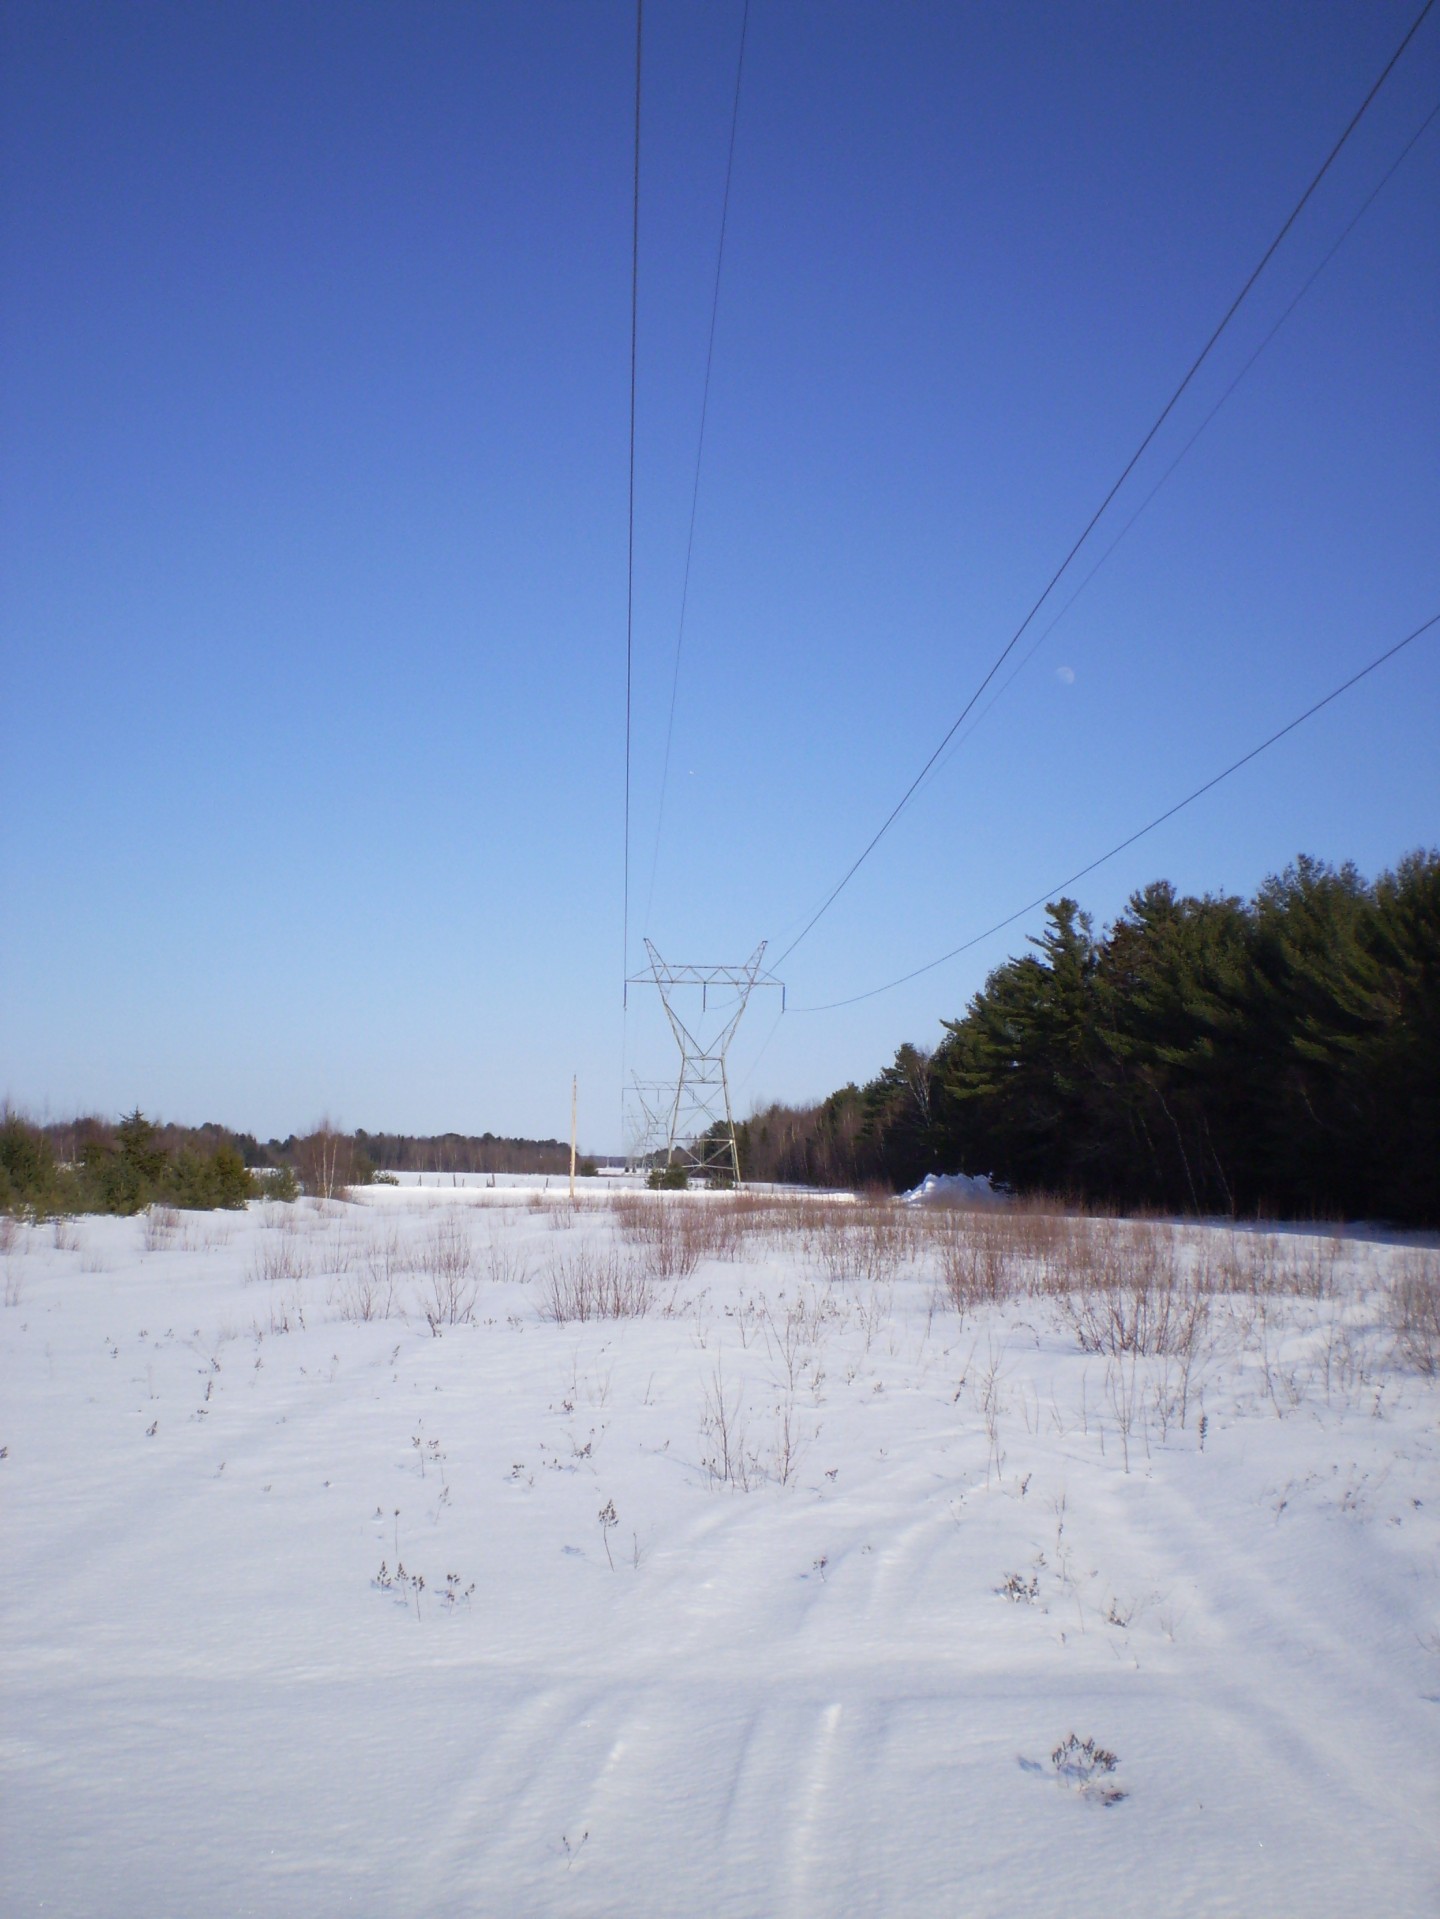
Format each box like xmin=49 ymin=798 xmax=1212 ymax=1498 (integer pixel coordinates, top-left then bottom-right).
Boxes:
xmin=481 ymin=1232 xmax=531 ymax=1287
xmin=541 ymin=1248 xmax=651 ymax=1322
xmin=611 ymin=1196 xmax=703 ymax=1279
xmin=142 ymin=1206 xmax=180 ymax=1252
xmin=1046 ymin=1222 xmax=1209 ymax=1358
xmin=249 ymin=1236 xmax=311 ymax=1285
xmin=416 ymin=1215 xmax=477 ymax=1324
xmin=331 ymin=1226 xmax=409 ymax=1321
xmin=810 ymin=1201 xmax=913 ymax=1285
xmin=933 ymin=1211 xmax=1018 ymax=1308
xmin=1388 ymin=1250 xmax=1440 ymax=1374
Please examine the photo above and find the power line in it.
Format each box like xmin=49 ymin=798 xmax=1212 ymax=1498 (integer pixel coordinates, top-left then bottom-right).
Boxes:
xmin=908 ymin=94 xmax=1440 ymax=814
xmin=787 ymin=610 xmax=1440 ymax=1013
xmin=645 ymin=0 xmax=752 ymax=928
xmin=770 ymin=0 xmax=1437 ymax=972
xmin=734 ymin=998 xmax=786 ymax=1100
xmin=622 ymin=0 xmax=643 ymax=1000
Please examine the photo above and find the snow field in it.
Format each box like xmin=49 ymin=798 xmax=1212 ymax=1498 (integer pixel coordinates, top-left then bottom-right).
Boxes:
xmin=2 ymin=1191 xmax=1438 ymax=1917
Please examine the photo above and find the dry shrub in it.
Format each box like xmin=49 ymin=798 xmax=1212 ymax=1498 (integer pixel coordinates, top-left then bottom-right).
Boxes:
xmin=333 ymin=1226 xmax=410 ymax=1321
xmin=481 ymin=1233 xmax=530 ymax=1287
xmin=715 ymin=1192 xmax=846 ymax=1264
xmin=1062 ymin=1277 xmax=1209 ymax=1358
xmin=611 ymin=1194 xmax=713 ymax=1279
xmin=313 ymin=1227 xmax=354 ymax=1277
xmin=1204 ymin=1231 xmax=1339 ymax=1298
xmin=143 ymin=1206 xmax=180 ymax=1252
xmin=1388 ymin=1250 xmax=1440 ymax=1374
xmin=610 ymin=1193 xmax=646 ymax=1235
xmin=541 ymin=1247 xmax=650 ymax=1322
xmin=707 ymin=1190 xmax=773 ymax=1256
xmin=932 ymin=1210 xmax=1019 ymax=1308
xmin=249 ymin=1236 xmax=311 ymax=1285
xmin=811 ymin=1201 xmax=911 ymax=1284
xmin=3 ymin=1220 xmax=24 ymax=1306
xmin=1003 ymin=1199 xmax=1082 ymax=1269
xmin=1204 ymin=1233 xmax=1254 ymax=1295
xmin=750 ymin=1192 xmax=841 ymax=1258
xmin=542 ymin=1192 xmax=608 ymax=1230
xmin=294 ymin=1122 xmax=359 ymax=1201
xmin=1055 ymin=1221 xmax=1209 ymax=1357
xmin=914 ymin=1194 xmax=1094 ymax=1306
xmin=416 ymin=1215 xmax=476 ymax=1325
xmin=1287 ymin=1234 xmax=1345 ymax=1298
xmin=335 ymin=1269 xmax=398 ymax=1322
xmin=420 ymin=1213 xmax=473 ymax=1274
xmin=641 ymin=1206 xmax=702 ymax=1280
xmin=696 ymin=1205 xmax=746 ymax=1262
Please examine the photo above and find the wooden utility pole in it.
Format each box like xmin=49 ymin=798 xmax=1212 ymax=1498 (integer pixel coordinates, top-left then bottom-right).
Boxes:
xmin=569 ymin=1075 xmax=578 ymax=1201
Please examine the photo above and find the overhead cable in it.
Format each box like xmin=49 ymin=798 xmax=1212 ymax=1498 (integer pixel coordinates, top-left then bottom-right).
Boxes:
xmin=645 ymin=0 xmax=752 ymax=927
xmin=770 ymin=0 xmax=1437 ymax=971
xmin=910 ymin=93 xmax=1440 ymax=810
xmin=788 ymin=610 xmax=1440 ymax=1012
xmin=622 ymin=0 xmax=643 ymax=1000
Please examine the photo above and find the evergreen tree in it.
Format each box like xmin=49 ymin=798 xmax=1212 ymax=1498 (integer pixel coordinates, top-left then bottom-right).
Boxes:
xmin=936 ymin=899 xmax=1099 ymax=1192
xmin=1091 ymin=884 xmax=1255 ymax=1213
xmin=83 ymin=1109 xmax=168 ymax=1214
xmin=873 ymin=853 xmax=1435 ymax=1223
xmin=859 ymin=1043 xmax=939 ymax=1193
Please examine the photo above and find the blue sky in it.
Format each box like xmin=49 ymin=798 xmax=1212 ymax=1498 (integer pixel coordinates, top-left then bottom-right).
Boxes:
xmin=2 ymin=1 xmax=1436 ymax=1151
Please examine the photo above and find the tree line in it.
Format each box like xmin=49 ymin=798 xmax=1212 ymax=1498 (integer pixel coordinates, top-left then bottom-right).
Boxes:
xmin=349 ymin=1129 xmax=575 ymax=1176
xmin=0 ymin=1112 xmax=586 ymax=1216
xmin=735 ymin=851 xmax=1439 ymax=1226
xmin=0 ymin=1110 xmax=286 ymax=1216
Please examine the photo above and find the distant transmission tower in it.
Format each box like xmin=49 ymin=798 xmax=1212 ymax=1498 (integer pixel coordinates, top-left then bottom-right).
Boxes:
xmin=623 ymin=1078 xmax=675 ymax=1171
xmin=626 ymin=940 xmax=782 ymax=1183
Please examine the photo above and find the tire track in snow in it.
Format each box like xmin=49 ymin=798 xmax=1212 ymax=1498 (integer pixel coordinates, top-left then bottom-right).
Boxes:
xmin=417 ymin=1680 xmax=603 ymax=1903
xmin=1081 ymin=1450 xmax=1440 ymax=1898
xmin=782 ymin=1699 xmax=845 ymax=1915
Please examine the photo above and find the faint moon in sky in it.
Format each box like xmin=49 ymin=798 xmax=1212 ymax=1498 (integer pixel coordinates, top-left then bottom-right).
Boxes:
xmin=1056 ymin=665 xmax=1076 ymax=684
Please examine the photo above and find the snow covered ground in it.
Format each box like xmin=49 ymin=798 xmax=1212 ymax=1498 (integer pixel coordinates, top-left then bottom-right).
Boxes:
xmin=3 ymin=1189 xmax=1437 ymax=1917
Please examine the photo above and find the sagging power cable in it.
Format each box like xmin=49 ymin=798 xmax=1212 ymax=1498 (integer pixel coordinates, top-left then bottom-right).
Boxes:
xmin=645 ymin=0 xmax=752 ymax=928
xmin=622 ymin=0 xmax=643 ymax=1000
xmin=770 ymin=0 xmax=1437 ymax=972
xmin=788 ymin=610 xmax=1440 ymax=1012
xmin=910 ymin=93 xmax=1440 ymax=812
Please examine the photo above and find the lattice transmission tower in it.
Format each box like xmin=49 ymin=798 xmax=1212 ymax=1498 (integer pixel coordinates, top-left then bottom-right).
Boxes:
xmin=625 ymin=940 xmax=782 ymax=1183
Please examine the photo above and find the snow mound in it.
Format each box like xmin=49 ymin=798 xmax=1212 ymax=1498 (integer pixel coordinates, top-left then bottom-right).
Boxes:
xmin=900 ymin=1170 xmax=1006 ymax=1207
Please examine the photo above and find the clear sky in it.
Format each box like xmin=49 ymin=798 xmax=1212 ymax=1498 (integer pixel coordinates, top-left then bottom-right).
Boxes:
xmin=3 ymin=1 xmax=1437 ymax=1152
